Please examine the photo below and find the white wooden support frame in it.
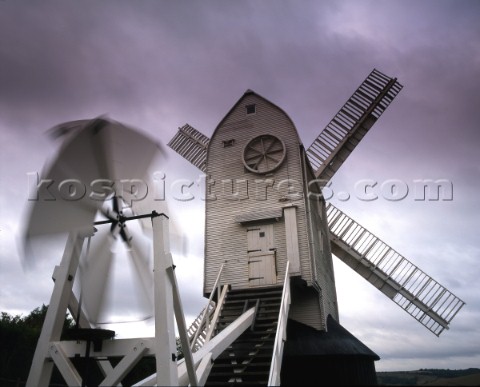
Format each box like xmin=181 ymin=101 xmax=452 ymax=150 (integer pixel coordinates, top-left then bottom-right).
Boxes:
xmin=167 ymin=265 xmax=198 ymax=386
xmin=152 ymin=213 xmax=199 ymax=386
xmin=152 ymin=214 xmax=179 ymax=386
xmin=49 ymin=342 xmax=83 ymax=386
xmin=99 ymin=340 xmax=148 ymax=386
xmin=27 ymin=212 xmax=216 ymax=386
xmin=134 ymin=307 xmax=256 ymax=387
xmin=195 ymin=352 xmax=213 ymax=386
xmin=26 ymin=231 xmax=86 ymax=387
xmin=63 ymin=270 xmax=119 ymax=380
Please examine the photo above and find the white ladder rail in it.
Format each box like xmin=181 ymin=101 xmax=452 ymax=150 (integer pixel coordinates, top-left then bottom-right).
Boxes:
xmin=190 ymin=263 xmax=226 ymax=350
xmin=187 ymin=300 xmax=216 ymax=352
xmin=204 ymin=284 xmax=229 ymax=342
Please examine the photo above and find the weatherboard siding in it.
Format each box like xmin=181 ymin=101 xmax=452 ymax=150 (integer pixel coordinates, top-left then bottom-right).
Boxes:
xmin=318 ymin=196 xmax=339 ymax=320
xmin=304 ymin=160 xmax=339 ymax=322
xmin=204 ymin=92 xmax=313 ymax=294
xmin=289 ymin=286 xmax=324 ymax=330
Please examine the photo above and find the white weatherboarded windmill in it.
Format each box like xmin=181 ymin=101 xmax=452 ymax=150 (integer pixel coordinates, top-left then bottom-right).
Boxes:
xmin=24 ymin=70 xmax=464 ymax=387
xmin=167 ymin=69 xmax=465 ymax=385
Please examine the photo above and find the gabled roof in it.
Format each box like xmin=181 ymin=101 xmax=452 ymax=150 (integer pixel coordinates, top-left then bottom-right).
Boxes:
xmin=210 ymin=88 xmax=302 ymax=144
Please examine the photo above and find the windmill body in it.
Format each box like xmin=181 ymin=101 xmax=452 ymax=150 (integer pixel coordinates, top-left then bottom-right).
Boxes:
xmin=203 ymin=90 xmax=338 ymax=332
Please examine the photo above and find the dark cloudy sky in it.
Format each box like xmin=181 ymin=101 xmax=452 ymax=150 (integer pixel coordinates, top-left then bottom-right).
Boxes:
xmin=1 ymin=0 xmax=479 ymax=372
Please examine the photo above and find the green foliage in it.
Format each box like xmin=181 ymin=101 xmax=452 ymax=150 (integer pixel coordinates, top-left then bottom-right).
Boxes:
xmin=0 ymin=305 xmax=73 ymax=386
xmin=0 ymin=304 xmax=180 ymax=386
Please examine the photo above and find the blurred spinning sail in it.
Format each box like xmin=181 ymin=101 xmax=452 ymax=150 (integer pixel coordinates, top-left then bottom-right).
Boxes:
xmin=78 ymin=200 xmax=154 ymax=325
xmin=22 ymin=117 xmax=164 ymax=324
xmin=23 ymin=117 xmax=161 ymax=246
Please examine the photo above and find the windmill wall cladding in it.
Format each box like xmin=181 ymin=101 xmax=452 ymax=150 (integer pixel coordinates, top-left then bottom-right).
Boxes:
xmin=24 ymin=68 xmax=464 ymax=387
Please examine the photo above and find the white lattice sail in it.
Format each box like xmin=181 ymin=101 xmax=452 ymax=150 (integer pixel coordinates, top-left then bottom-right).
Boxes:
xmin=326 ymin=203 xmax=465 ymax=336
xmin=168 ymin=124 xmax=210 ymax=172
xmin=307 ymin=69 xmax=403 ymax=183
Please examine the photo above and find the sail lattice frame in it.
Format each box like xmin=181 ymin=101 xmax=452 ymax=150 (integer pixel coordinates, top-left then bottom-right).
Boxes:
xmin=307 ymin=69 xmax=403 ymax=182
xmin=326 ymin=203 xmax=465 ymax=336
xmin=168 ymin=124 xmax=210 ymax=172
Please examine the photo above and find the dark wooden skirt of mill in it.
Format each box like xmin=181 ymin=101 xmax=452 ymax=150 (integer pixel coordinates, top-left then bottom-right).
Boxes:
xmin=281 ymin=316 xmax=379 ymax=386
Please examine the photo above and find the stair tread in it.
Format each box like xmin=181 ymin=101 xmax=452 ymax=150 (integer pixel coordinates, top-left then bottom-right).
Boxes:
xmin=228 ymin=340 xmax=274 ymax=348
xmin=218 ymin=314 xmax=278 ymax=322
xmin=222 ymin=341 xmax=275 ymax=347
xmin=240 ymin=336 xmax=275 ymax=340
xmin=222 ymin=310 xmax=280 ymax=316
xmin=228 ymin=286 xmax=282 ymax=293
xmin=211 ymin=363 xmax=272 ymax=368
xmin=216 ymin=330 xmax=277 ymax=340
xmin=227 ymin=292 xmax=282 ymax=298
xmin=206 ymin=285 xmax=283 ymax=387
xmin=233 ymin=349 xmax=274 ymax=353
xmin=224 ymin=298 xmax=282 ymax=303
xmin=225 ymin=296 xmax=283 ymax=303
xmin=208 ymin=370 xmax=271 ymax=375
xmin=226 ymin=345 xmax=274 ymax=351
xmin=206 ymin=382 xmax=267 ymax=386
xmin=216 ymin=354 xmax=273 ymax=361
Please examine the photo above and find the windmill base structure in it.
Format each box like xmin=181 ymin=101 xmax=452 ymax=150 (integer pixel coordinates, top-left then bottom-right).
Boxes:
xmin=26 ymin=69 xmax=465 ymax=386
xmin=26 ymin=212 xmax=276 ymax=387
xmin=26 ymin=214 xmax=197 ymax=387
xmin=26 ymin=217 xmax=377 ymax=386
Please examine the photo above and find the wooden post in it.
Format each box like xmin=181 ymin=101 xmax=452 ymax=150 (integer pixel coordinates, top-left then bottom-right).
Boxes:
xmin=152 ymin=215 xmax=178 ymax=386
xmin=26 ymin=232 xmax=85 ymax=387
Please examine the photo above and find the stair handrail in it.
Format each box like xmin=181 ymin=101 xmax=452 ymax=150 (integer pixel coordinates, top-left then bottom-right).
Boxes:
xmin=190 ymin=262 xmax=225 ymax=350
xmin=268 ymin=261 xmax=291 ymax=386
xmin=187 ymin=300 xmax=216 ymax=351
xmin=204 ymin=284 xmax=229 ymax=342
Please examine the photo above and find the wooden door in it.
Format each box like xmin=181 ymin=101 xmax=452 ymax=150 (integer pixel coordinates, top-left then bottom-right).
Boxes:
xmin=247 ymin=225 xmax=277 ymax=286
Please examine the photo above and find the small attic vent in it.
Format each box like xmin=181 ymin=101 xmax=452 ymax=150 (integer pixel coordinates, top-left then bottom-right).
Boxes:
xmin=246 ymin=104 xmax=256 ymax=115
xmin=222 ymin=139 xmax=235 ymax=147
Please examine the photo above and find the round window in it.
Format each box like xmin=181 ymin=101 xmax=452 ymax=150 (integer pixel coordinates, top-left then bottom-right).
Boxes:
xmin=242 ymin=134 xmax=286 ymax=174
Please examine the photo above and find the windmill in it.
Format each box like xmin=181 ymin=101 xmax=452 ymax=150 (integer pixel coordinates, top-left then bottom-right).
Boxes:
xmin=23 ymin=118 xmax=205 ymax=387
xmin=167 ymin=69 xmax=465 ymax=385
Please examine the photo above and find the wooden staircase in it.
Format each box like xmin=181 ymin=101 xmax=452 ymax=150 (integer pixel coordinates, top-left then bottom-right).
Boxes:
xmin=205 ymin=286 xmax=283 ymax=386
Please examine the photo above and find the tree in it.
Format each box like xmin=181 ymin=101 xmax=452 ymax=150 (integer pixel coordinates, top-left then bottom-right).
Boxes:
xmin=0 ymin=306 xmax=185 ymax=386
xmin=0 ymin=305 xmax=73 ymax=386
